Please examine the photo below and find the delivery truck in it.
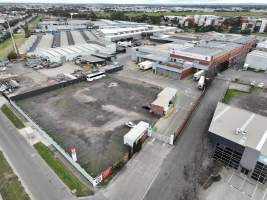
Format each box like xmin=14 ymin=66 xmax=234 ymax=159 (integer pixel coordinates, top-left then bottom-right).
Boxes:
xmin=193 ymin=70 xmax=205 ymax=81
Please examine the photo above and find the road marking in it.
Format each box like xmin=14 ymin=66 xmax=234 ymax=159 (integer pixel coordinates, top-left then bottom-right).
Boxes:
xmin=262 ymin=185 xmax=267 ymax=200
xmin=251 ymin=183 xmax=258 ymax=199
xmin=241 ymin=114 xmax=255 ymax=130
xmin=257 ymin=129 xmax=267 ymax=151
xmin=228 ymin=171 xmax=234 ymax=183
xmin=139 ymin=166 xmax=161 ymax=200
xmin=214 ymin=106 xmax=231 ymax=121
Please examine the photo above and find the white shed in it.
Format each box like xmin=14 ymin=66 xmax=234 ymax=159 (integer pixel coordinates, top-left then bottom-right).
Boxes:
xmin=124 ymin=121 xmax=149 ymax=147
xmin=244 ymin=50 xmax=267 ymax=71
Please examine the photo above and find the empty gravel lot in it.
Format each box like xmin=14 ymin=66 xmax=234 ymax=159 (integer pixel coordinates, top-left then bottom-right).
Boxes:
xmin=17 ymin=76 xmax=159 ymax=176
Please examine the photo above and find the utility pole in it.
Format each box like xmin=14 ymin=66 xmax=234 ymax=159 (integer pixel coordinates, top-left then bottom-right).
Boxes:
xmin=6 ymin=17 xmax=18 ymax=55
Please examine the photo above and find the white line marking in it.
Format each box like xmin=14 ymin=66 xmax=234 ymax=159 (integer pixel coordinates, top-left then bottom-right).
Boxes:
xmin=140 ymin=167 xmax=161 ymax=200
xmin=241 ymin=114 xmax=255 ymax=130
xmin=261 ymin=184 xmax=267 ymax=200
xmin=214 ymin=106 xmax=231 ymax=121
xmin=251 ymin=183 xmax=258 ymax=199
xmin=228 ymin=171 xmax=234 ymax=183
xmin=257 ymin=129 xmax=267 ymax=151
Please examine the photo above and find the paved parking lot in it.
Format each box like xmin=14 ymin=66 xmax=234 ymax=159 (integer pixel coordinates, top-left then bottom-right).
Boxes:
xmin=200 ymin=168 xmax=267 ymax=200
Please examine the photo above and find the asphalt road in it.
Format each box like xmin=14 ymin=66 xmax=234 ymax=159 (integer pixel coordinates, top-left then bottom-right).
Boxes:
xmin=143 ymin=78 xmax=229 ymax=200
xmin=0 ymin=110 xmax=75 ymax=200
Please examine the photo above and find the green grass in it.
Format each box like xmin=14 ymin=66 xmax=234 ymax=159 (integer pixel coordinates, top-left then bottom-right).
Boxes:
xmin=0 ymin=151 xmax=30 ymax=200
xmin=28 ymin=16 xmax=42 ymax=31
xmin=34 ymin=142 xmax=93 ymax=197
xmin=251 ymin=32 xmax=267 ymax=37
xmin=223 ymin=89 xmax=248 ymax=104
xmin=0 ymin=34 xmax=26 ymax=59
xmin=1 ymin=104 xmax=25 ymax=129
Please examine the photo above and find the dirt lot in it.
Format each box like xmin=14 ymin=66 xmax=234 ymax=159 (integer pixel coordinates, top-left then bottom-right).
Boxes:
xmin=5 ymin=62 xmax=51 ymax=96
xmin=229 ymin=88 xmax=267 ymax=117
xmin=17 ymin=76 xmax=159 ymax=176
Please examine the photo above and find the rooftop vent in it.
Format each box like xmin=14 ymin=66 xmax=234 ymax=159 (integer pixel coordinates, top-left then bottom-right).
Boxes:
xmin=235 ymin=128 xmax=247 ymax=135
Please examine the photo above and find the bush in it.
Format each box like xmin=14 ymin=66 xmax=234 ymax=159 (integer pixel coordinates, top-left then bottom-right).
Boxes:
xmin=112 ymin=159 xmax=125 ymax=173
xmin=7 ymin=51 xmax=18 ymax=60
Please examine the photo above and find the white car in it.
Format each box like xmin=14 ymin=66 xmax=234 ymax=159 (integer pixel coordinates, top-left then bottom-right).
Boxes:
xmin=125 ymin=121 xmax=136 ymax=128
xmin=258 ymin=82 xmax=265 ymax=88
xmin=250 ymin=81 xmax=256 ymax=86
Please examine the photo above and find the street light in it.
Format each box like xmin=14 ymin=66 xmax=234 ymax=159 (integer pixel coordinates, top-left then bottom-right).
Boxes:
xmin=6 ymin=17 xmax=18 ymax=56
xmin=70 ymin=13 xmax=78 ymax=20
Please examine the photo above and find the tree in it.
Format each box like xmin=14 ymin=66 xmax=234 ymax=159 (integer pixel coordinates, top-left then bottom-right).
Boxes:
xmin=110 ymin=11 xmax=128 ymax=21
xmin=23 ymin=23 xmax=30 ymax=38
xmin=241 ymin=28 xmax=251 ymax=35
xmin=149 ymin=16 xmax=162 ymax=25
xmin=7 ymin=51 xmax=18 ymax=60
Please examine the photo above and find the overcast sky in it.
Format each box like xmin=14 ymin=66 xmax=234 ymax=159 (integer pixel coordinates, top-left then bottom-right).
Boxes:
xmin=0 ymin=0 xmax=267 ymax=4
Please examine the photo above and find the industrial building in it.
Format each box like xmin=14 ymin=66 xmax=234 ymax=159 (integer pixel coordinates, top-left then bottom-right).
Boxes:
xmin=132 ymin=32 xmax=256 ymax=79
xmin=99 ymin=26 xmax=176 ymax=42
xmin=244 ymin=50 xmax=267 ymax=71
xmin=256 ymin=40 xmax=267 ymax=52
xmin=28 ymin=43 xmax=116 ymax=63
xmin=170 ymin=40 xmax=247 ymax=71
xmin=209 ymin=102 xmax=267 ymax=184
xmin=150 ymin=87 xmax=177 ymax=115
xmin=132 ymin=42 xmax=193 ymax=63
xmin=37 ymin=19 xmax=92 ymax=31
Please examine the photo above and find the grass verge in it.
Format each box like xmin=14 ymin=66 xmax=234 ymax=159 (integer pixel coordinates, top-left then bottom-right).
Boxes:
xmin=28 ymin=16 xmax=42 ymax=32
xmin=0 ymin=151 xmax=30 ymax=200
xmin=34 ymin=142 xmax=93 ymax=197
xmin=0 ymin=34 xmax=26 ymax=59
xmin=223 ymin=89 xmax=248 ymax=104
xmin=1 ymin=104 xmax=25 ymax=129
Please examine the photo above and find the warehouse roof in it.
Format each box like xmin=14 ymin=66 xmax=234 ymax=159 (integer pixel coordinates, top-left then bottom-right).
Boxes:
xmin=185 ymin=46 xmax=224 ymax=56
xmin=257 ymin=40 xmax=267 ymax=50
xmin=247 ymin=50 xmax=267 ymax=58
xmin=209 ymin=102 xmax=267 ymax=155
xmin=152 ymin=87 xmax=177 ymax=108
xmin=80 ymin=55 xmax=104 ymax=63
xmin=199 ymin=41 xmax=242 ymax=52
xmin=158 ymin=87 xmax=177 ymax=99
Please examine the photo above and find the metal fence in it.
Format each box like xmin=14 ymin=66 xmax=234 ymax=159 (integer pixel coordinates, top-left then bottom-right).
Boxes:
xmin=148 ymin=129 xmax=174 ymax=145
xmin=10 ymin=77 xmax=86 ymax=101
xmin=9 ymin=100 xmax=97 ymax=186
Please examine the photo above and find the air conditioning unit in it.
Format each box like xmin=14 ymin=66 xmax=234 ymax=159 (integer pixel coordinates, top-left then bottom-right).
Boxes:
xmin=235 ymin=128 xmax=247 ymax=135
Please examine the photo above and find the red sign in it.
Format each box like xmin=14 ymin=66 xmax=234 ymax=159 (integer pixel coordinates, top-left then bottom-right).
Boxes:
xmin=70 ymin=148 xmax=76 ymax=154
xmin=102 ymin=166 xmax=112 ymax=180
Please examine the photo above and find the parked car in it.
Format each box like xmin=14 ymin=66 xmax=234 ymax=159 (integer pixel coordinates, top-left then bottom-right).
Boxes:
xmin=142 ymin=104 xmax=151 ymax=110
xmin=125 ymin=121 xmax=136 ymax=128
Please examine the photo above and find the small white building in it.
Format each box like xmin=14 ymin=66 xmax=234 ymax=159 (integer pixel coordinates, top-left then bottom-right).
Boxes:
xmin=244 ymin=50 xmax=267 ymax=71
xmin=124 ymin=121 xmax=149 ymax=147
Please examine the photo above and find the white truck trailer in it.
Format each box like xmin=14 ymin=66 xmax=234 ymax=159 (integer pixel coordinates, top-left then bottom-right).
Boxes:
xmin=138 ymin=61 xmax=153 ymax=70
xmin=193 ymin=70 xmax=205 ymax=81
xmin=198 ymin=75 xmax=205 ymax=90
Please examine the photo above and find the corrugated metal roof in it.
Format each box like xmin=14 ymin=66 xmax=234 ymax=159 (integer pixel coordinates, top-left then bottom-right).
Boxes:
xmin=209 ymin=102 xmax=267 ymax=156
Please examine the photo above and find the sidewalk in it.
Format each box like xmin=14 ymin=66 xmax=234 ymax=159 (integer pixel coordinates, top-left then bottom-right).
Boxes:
xmin=154 ymin=90 xmax=200 ymax=138
xmin=100 ymin=139 xmax=172 ymax=200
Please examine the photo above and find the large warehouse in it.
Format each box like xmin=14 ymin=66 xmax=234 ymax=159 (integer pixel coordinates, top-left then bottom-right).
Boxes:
xmin=29 ymin=43 xmax=116 ymax=63
xmin=132 ymin=32 xmax=256 ymax=79
xmin=170 ymin=39 xmax=253 ymax=71
xmin=100 ymin=26 xmax=176 ymax=42
xmin=209 ymin=102 xmax=267 ymax=184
